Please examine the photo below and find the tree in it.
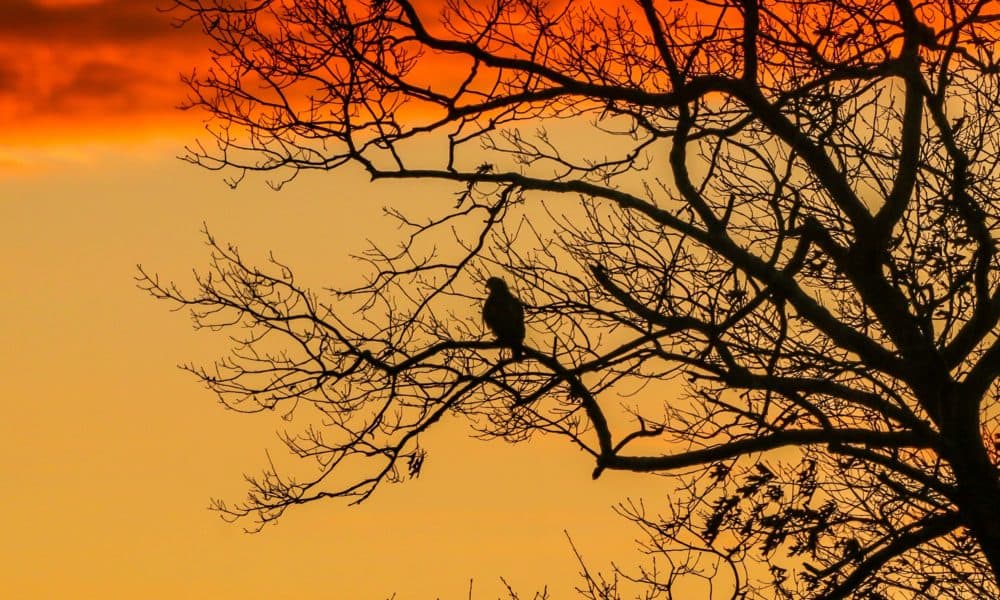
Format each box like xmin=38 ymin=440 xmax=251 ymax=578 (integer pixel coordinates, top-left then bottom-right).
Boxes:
xmin=142 ymin=0 xmax=1000 ymax=597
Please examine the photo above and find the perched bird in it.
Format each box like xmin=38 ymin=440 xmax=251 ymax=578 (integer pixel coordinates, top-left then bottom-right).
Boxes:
xmin=483 ymin=276 xmax=525 ymax=361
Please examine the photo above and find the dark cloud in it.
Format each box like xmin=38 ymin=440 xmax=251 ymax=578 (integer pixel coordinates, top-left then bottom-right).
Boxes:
xmin=46 ymin=60 xmax=146 ymax=110
xmin=0 ymin=54 xmax=171 ymax=125
xmin=0 ymin=0 xmax=209 ymax=136
xmin=63 ymin=60 xmax=141 ymax=97
xmin=0 ymin=60 xmax=24 ymax=94
xmin=0 ymin=0 xmax=193 ymax=44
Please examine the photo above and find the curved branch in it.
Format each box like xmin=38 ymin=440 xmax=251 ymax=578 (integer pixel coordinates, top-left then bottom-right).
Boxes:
xmin=602 ymin=429 xmax=930 ymax=474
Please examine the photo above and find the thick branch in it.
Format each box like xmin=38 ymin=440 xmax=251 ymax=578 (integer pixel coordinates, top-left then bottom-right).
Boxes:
xmin=601 ymin=429 xmax=929 ymax=474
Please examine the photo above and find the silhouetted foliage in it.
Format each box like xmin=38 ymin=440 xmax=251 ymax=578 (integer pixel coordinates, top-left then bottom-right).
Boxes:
xmin=142 ymin=0 xmax=1000 ymax=597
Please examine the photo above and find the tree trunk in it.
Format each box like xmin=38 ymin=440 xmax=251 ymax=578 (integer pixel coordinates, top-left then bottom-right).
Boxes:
xmin=948 ymin=426 xmax=1000 ymax=582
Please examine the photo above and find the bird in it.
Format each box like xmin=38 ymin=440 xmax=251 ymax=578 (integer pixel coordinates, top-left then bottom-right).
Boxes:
xmin=483 ymin=276 xmax=525 ymax=361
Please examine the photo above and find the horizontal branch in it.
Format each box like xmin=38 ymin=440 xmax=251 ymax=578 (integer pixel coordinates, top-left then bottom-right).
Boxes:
xmin=599 ymin=429 xmax=930 ymax=475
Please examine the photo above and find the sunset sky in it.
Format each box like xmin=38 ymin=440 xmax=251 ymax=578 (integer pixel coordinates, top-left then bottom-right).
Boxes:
xmin=0 ymin=1 xmax=677 ymax=597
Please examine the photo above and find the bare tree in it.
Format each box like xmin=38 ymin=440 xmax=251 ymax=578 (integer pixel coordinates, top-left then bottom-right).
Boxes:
xmin=141 ymin=0 xmax=1000 ymax=597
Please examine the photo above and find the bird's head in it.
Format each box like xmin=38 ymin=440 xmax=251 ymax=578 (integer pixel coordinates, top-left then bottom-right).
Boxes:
xmin=485 ymin=277 xmax=508 ymax=293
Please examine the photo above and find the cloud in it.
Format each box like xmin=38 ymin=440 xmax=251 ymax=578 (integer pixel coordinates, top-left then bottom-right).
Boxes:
xmin=0 ymin=0 xmax=187 ymax=44
xmin=0 ymin=61 xmax=24 ymax=94
xmin=0 ymin=0 xmax=206 ymax=142
xmin=47 ymin=60 xmax=146 ymax=111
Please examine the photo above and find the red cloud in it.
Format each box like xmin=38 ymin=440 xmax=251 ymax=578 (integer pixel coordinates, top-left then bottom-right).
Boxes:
xmin=0 ymin=0 xmax=207 ymax=143
xmin=0 ymin=0 xmax=175 ymax=42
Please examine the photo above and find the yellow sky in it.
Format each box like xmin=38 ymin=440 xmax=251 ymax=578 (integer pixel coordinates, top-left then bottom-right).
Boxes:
xmin=0 ymin=141 xmax=680 ymax=598
xmin=0 ymin=1 xmax=693 ymax=597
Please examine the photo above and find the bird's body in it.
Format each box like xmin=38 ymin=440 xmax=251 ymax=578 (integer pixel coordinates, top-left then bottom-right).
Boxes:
xmin=483 ymin=277 xmax=525 ymax=361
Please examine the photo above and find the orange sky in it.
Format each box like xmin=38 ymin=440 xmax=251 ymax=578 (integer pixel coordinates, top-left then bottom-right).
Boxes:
xmin=6 ymin=1 xmax=996 ymax=596
xmin=0 ymin=0 xmax=203 ymax=144
xmin=0 ymin=2 xmax=681 ymax=598
xmin=2 ymin=153 xmax=678 ymax=598
xmin=0 ymin=0 xmax=693 ymax=145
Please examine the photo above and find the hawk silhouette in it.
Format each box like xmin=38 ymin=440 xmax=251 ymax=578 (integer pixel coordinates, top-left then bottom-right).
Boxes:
xmin=483 ymin=277 xmax=525 ymax=361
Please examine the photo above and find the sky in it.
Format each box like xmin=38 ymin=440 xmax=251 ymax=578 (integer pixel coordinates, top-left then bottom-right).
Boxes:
xmin=0 ymin=1 xmax=679 ymax=598
xmin=0 ymin=0 xmax=205 ymax=148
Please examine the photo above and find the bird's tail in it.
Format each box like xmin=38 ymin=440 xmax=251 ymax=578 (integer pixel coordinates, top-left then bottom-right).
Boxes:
xmin=512 ymin=345 xmax=524 ymax=361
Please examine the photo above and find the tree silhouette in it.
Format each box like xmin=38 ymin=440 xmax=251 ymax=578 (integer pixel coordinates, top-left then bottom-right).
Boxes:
xmin=142 ymin=0 xmax=1000 ymax=597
